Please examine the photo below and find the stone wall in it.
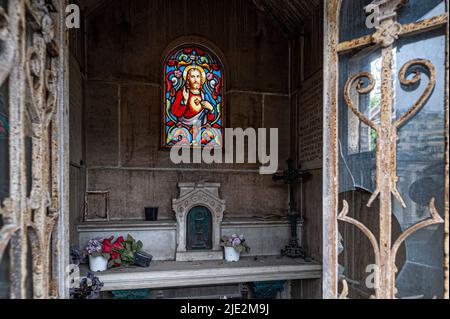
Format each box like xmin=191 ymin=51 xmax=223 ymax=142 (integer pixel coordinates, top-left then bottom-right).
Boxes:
xmin=83 ymin=0 xmax=291 ymax=220
xmin=69 ymin=15 xmax=86 ymax=245
xmin=290 ymin=3 xmax=324 ymax=298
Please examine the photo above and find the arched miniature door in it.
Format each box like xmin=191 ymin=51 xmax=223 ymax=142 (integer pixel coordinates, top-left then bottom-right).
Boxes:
xmin=186 ymin=206 xmax=213 ymax=250
xmin=324 ymin=0 xmax=448 ymax=299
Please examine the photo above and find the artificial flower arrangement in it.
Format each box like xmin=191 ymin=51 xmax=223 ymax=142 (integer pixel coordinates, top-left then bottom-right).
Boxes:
xmin=220 ymin=234 xmax=250 ymax=253
xmin=70 ymin=272 xmax=104 ymax=299
xmin=84 ymin=234 xmax=144 ymax=271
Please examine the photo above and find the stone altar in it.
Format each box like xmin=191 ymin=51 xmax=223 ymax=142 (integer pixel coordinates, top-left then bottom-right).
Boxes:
xmin=172 ymin=182 xmax=225 ymax=261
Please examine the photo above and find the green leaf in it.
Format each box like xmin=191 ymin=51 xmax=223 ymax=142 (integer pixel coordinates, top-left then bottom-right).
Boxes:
xmin=136 ymin=241 xmax=143 ymax=252
xmin=107 ymin=259 xmax=115 ymax=268
xmin=127 ymin=234 xmax=134 ymax=243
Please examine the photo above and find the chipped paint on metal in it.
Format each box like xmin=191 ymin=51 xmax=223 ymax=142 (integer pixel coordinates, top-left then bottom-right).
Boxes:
xmin=325 ymin=0 xmax=449 ymax=299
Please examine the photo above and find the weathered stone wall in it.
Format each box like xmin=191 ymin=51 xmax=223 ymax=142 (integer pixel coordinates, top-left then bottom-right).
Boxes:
xmin=290 ymin=3 xmax=324 ymax=299
xmin=83 ymin=0 xmax=291 ymax=220
xmin=69 ymin=15 xmax=86 ymax=245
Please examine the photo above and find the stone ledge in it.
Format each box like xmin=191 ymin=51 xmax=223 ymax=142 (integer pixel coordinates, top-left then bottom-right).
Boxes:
xmin=77 ymin=217 xmax=292 ymax=232
xmin=81 ymin=256 xmax=322 ymax=291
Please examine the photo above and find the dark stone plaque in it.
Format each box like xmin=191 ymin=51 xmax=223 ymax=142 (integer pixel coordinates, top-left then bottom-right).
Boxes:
xmin=187 ymin=206 xmax=212 ymax=250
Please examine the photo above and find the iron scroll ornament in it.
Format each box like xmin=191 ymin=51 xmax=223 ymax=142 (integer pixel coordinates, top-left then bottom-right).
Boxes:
xmin=339 ymin=59 xmax=443 ymax=298
xmin=343 ymin=59 xmax=436 ymax=208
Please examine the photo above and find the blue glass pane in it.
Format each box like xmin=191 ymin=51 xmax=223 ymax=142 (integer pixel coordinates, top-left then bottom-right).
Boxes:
xmin=340 ymin=0 xmax=374 ymax=42
xmin=338 ymin=47 xmax=382 ymax=193
xmin=393 ymin=27 xmax=446 ymax=299
xmin=398 ymin=0 xmax=446 ymax=25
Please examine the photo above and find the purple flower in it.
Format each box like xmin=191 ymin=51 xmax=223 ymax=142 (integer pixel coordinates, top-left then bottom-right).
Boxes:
xmin=232 ymin=238 xmax=241 ymax=246
xmin=86 ymin=238 xmax=103 ymax=255
xmin=206 ymin=72 xmax=214 ymax=81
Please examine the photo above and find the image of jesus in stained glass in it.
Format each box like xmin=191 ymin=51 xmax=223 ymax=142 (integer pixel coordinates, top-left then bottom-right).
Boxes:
xmin=163 ymin=46 xmax=223 ymax=148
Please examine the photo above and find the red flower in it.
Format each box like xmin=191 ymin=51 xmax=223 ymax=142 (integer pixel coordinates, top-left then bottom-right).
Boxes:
xmin=183 ymin=48 xmax=193 ymax=54
xmin=102 ymin=236 xmax=124 ymax=254
xmin=196 ymin=48 xmax=205 ymax=56
xmin=211 ymin=63 xmax=220 ymax=71
xmin=102 ymin=236 xmax=125 ymax=266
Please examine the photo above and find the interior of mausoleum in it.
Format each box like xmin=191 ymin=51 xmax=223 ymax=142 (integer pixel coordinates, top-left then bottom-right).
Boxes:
xmin=68 ymin=0 xmax=325 ymax=299
xmin=0 ymin=0 xmax=448 ymax=300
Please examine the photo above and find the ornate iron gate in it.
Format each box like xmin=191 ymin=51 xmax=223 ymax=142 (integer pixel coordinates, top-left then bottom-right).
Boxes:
xmin=0 ymin=0 xmax=68 ymax=299
xmin=324 ymin=0 xmax=449 ymax=299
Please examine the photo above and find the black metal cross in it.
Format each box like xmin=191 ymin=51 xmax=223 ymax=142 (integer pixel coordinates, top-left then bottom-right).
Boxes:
xmin=272 ymin=158 xmax=311 ymax=259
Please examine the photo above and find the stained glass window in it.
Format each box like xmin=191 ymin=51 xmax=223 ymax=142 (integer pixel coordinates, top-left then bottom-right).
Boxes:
xmin=163 ymin=45 xmax=224 ymax=148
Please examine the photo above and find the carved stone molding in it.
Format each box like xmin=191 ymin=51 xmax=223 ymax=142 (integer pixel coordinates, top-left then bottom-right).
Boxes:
xmin=172 ymin=182 xmax=225 ymax=261
xmin=0 ymin=6 xmax=15 ymax=87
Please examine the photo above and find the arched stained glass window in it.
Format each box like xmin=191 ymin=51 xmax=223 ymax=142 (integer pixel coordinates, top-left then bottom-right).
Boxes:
xmin=162 ymin=45 xmax=224 ymax=148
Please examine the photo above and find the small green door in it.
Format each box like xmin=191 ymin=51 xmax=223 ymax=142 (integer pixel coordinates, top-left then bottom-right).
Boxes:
xmin=187 ymin=206 xmax=212 ymax=250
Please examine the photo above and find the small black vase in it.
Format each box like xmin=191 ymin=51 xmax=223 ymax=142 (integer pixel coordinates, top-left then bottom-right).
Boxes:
xmin=144 ymin=207 xmax=158 ymax=221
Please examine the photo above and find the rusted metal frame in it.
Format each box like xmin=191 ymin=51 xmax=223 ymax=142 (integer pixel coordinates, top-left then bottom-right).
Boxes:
xmin=376 ymin=45 xmax=396 ymax=299
xmin=328 ymin=0 xmax=447 ymax=299
xmin=323 ymin=0 xmax=340 ymax=299
xmin=336 ymin=13 xmax=448 ymax=54
xmin=6 ymin=0 xmax=29 ymax=299
xmin=395 ymin=60 xmax=436 ymax=129
xmin=340 ymin=37 xmax=443 ymax=300
xmin=444 ymin=0 xmax=449 ymax=300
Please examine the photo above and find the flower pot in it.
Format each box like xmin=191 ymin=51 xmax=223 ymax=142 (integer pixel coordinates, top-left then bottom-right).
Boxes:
xmin=224 ymin=246 xmax=240 ymax=262
xmin=89 ymin=255 xmax=108 ymax=272
xmin=144 ymin=207 xmax=158 ymax=221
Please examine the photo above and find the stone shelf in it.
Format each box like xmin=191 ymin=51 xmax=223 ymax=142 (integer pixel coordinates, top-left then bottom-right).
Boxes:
xmin=80 ymin=256 xmax=322 ymax=291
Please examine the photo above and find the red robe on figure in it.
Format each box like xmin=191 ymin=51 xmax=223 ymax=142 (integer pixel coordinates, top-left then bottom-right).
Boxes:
xmin=171 ymin=89 xmax=215 ymax=123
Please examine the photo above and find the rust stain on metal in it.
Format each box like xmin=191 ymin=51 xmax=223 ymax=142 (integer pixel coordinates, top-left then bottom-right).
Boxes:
xmin=328 ymin=0 xmax=448 ymax=299
xmin=337 ymin=14 xmax=448 ymax=53
xmin=323 ymin=0 xmax=340 ymax=299
xmin=444 ymin=2 xmax=449 ymax=300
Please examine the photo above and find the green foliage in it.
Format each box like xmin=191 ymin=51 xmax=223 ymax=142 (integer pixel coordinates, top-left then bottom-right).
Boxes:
xmin=108 ymin=234 xmax=144 ymax=268
xmin=199 ymin=56 xmax=209 ymax=64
